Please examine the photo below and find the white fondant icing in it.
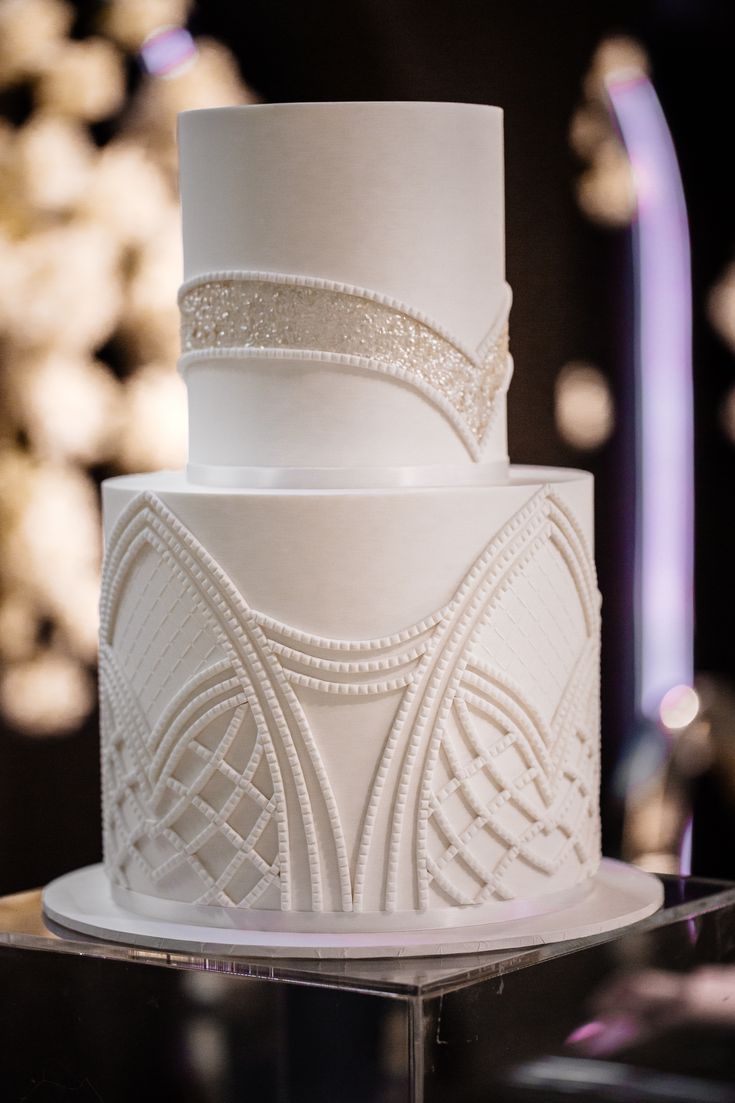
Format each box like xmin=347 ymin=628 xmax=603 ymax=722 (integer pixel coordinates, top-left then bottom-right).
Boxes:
xmin=178 ymin=103 xmax=504 ymax=344
xmin=101 ymin=468 xmax=594 ymax=640
xmin=178 ymin=102 xmax=508 ymax=470
xmin=185 ymin=361 xmax=510 ymax=470
xmin=99 ymin=473 xmax=601 ymax=924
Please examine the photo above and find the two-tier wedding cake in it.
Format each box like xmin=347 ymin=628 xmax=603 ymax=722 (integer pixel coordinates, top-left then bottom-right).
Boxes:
xmin=45 ymin=102 xmax=662 ymax=956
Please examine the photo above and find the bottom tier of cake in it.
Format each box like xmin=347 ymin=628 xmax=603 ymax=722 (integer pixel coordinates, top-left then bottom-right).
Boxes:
xmin=99 ymin=467 xmax=601 ymax=933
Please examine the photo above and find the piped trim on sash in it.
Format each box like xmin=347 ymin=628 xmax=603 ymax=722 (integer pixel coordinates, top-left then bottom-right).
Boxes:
xmin=178 ymin=270 xmax=513 ymax=460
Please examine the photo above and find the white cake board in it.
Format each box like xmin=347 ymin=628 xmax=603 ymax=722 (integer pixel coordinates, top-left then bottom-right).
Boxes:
xmin=43 ymin=859 xmax=663 ymax=960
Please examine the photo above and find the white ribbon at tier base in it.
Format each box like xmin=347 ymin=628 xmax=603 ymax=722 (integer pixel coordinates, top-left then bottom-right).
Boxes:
xmin=110 ymin=878 xmax=594 ymax=934
xmin=186 ymin=460 xmax=509 ymax=490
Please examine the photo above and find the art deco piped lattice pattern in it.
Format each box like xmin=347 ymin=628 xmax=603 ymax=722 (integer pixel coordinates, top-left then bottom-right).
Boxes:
xmin=100 ymin=489 xmax=600 ymax=915
xmin=178 ymin=272 xmax=511 ymax=459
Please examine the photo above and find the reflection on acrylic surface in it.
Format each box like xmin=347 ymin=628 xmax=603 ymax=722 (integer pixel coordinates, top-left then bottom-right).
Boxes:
xmin=508 ymin=1056 xmax=735 ymax=1102
xmin=503 ymin=964 xmax=735 ymax=1102
xmin=568 ymin=965 xmax=735 ymax=1054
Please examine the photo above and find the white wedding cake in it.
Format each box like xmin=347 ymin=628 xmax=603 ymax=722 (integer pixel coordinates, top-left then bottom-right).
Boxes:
xmin=96 ymin=102 xmax=605 ymax=940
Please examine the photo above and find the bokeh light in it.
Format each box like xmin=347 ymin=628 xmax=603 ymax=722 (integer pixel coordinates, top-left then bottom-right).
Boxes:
xmin=708 ymin=262 xmax=735 ymax=354
xmin=555 ymin=362 xmax=615 ymax=449
xmin=141 ymin=25 xmax=198 ymax=79
xmin=8 ymin=352 xmax=122 ymax=465
xmin=571 ymin=36 xmax=650 ymax=228
xmin=0 ymin=0 xmax=73 ymax=84
xmin=36 ymin=38 xmax=126 ymax=122
xmin=575 ymin=137 xmax=636 ymax=227
xmin=583 ymin=36 xmax=650 ymax=98
xmin=659 ymin=684 xmax=701 ymax=733
xmin=0 ymin=222 xmax=123 ymax=352
xmin=100 ymin=0 xmax=191 ymax=52
xmin=14 ymin=115 xmax=93 ymax=213
xmin=0 ymin=652 xmax=93 ymax=738
xmin=0 ymin=596 xmax=38 ymax=664
xmin=118 ymin=363 xmax=188 ymax=472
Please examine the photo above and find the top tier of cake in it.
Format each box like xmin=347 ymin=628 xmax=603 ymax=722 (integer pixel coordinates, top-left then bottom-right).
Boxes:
xmin=178 ymin=102 xmax=510 ymax=479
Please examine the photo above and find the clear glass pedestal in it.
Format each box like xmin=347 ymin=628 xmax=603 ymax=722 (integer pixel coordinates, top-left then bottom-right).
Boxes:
xmin=1 ymin=874 xmax=735 ymax=1101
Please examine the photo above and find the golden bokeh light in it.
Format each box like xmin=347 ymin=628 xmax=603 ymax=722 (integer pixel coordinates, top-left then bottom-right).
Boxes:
xmin=708 ymin=262 xmax=735 ymax=354
xmin=0 ymin=222 xmax=123 ymax=352
xmin=571 ymin=36 xmax=650 ymax=228
xmin=118 ymin=363 xmax=188 ymax=473
xmin=709 ymin=265 xmax=735 ymax=449
xmin=14 ymin=115 xmax=93 ymax=214
xmin=0 ymin=652 xmax=93 ymax=737
xmin=634 ymin=852 xmax=680 ymax=875
xmin=0 ymin=596 xmax=38 ymax=664
xmin=575 ymin=136 xmax=636 ymax=227
xmin=555 ymin=362 xmax=615 ymax=449
xmin=123 ymin=206 xmax=182 ymax=362
xmin=80 ymin=142 xmax=173 ymax=247
xmin=3 ymin=465 xmax=102 ymax=654
xmin=583 ymin=36 xmax=649 ymax=98
xmin=36 ymin=37 xmax=126 ymax=122
xmin=7 ymin=352 xmax=121 ymax=465
xmin=100 ymin=0 xmax=192 ymax=52
xmin=0 ymin=0 xmax=73 ymax=83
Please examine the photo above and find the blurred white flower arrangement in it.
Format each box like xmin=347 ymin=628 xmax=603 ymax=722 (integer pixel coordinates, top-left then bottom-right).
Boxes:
xmin=0 ymin=0 xmax=256 ymax=735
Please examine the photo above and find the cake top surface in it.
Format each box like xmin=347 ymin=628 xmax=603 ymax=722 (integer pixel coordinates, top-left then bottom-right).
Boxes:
xmin=179 ymin=100 xmax=503 ymax=118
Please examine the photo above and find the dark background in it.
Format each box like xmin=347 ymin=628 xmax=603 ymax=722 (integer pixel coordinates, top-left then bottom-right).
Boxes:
xmin=2 ymin=0 xmax=735 ymax=893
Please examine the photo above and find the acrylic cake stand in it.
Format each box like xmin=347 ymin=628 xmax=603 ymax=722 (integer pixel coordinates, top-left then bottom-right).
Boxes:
xmin=43 ymin=859 xmax=663 ymax=959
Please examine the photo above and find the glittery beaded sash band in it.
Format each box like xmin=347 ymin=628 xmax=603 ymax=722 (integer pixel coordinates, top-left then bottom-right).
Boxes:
xmin=178 ymin=271 xmax=512 ymax=460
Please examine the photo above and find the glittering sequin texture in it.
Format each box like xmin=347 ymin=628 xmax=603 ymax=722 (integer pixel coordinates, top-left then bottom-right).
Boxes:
xmin=179 ymin=275 xmax=510 ymax=453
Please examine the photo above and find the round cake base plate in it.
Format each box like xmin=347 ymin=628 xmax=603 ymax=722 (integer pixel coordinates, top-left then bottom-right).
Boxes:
xmin=42 ymin=859 xmax=664 ymax=959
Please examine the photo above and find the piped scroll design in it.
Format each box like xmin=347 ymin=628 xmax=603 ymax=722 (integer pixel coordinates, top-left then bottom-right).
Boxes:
xmin=100 ymin=489 xmax=600 ymax=915
xmin=178 ymin=271 xmax=512 ymax=459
